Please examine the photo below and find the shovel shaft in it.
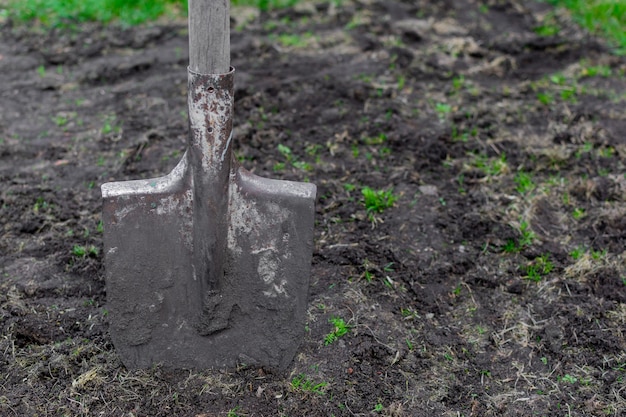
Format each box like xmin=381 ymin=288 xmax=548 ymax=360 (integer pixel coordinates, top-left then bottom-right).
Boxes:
xmin=188 ymin=0 xmax=230 ymax=74
xmin=188 ymin=69 xmax=234 ymax=306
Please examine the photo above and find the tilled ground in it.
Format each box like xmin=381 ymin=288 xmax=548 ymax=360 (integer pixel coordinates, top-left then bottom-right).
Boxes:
xmin=1 ymin=0 xmax=625 ymax=416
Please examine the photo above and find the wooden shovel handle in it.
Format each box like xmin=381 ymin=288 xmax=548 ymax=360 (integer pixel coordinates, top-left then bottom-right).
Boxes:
xmin=188 ymin=0 xmax=230 ymax=74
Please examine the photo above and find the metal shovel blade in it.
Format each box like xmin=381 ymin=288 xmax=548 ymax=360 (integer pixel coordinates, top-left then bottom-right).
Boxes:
xmin=102 ymin=69 xmax=316 ymax=370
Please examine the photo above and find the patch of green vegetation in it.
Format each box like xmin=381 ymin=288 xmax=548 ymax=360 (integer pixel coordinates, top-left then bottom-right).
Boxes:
xmin=273 ymin=31 xmax=314 ymax=48
xmin=227 ymin=407 xmax=242 ymax=417
xmin=275 ymin=144 xmax=312 ymax=172
xmin=451 ymin=125 xmax=470 ymax=142
xmin=361 ymin=187 xmax=397 ymax=213
xmin=524 ymin=254 xmax=554 ymax=282
xmin=578 ymin=61 xmax=612 ymax=78
xmin=534 ymin=11 xmax=560 ymax=36
xmin=452 ymin=75 xmax=465 ymax=91
xmin=569 ymin=245 xmax=586 ymax=259
xmin=514 ymin=171 xmax=536 ymax=195
xmin=435 ymin=102 xmax=452 ymax=120
xmin=33 ymin=196 xmax=50 ymax=213
xmin=504 ymin=221 xmax=536 ymax=253
xmin=598 ymin=145 xmax=615 ymax=158
xmin=5 ymin=0 xmax=314 ymax=27
xmin=290 ymin=374 xmax=328 ymax=395
xmin=324 ymin=316 xmax=350 ymax=345
xmin=101 ymin=115 xmax=121 ymax=136
xmin=72 ymin=244 xmax=99 ymax=258
xmin=548 ymin=0 xmax=626 ymax=54
xmin=345 ymin=15 xmax=363 ymax=30
xmin=362 ymin=267 xmax=374 ymax=282
xmin=590 ymin=248 xmax=607 ymax=260
xmin=537 ymin=91 xmax=555 ymax=106
xmin=518 ymin=221 xmax=536 ymax=247
xmin=575 ymin=141 xmax=594 ymax=158
xmin=5 ymin=0 xmax=187 ymax=27
xmin=362 ymin=133 xmax=387 ymax=146
xmin=397 ymin=75 xmax=406 ymax=90
xmin=572 ymin=207 xmax=586 ymax=220
xmin=470 ymin=153 xmax=508 ymax=177
xmin=558 ymin=373 xmax=578 ymax=384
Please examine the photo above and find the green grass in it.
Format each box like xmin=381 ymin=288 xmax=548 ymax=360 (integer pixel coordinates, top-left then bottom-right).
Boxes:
xmin=3 ymin=0 xmax=624 ymax=55
xmin=2 ymin=0 xmax=301 ymax=27
xmin=235 ymin=0 xmax=302 ymax=11
xmin=514 ymin=171 xmax=536 ymax=195
xmin=324 ymin=316 xmax=350 ymax=345
xmin=548 ymin=0 xmax=626 ymax=54
xmin=4 ymin=0 xmax=187 ymax=26
xmin=290 ymin=374 xmax=328 ymax=395
xmin=503 ymin=221 xmax=536 ymax=253
xmin=524 ymin=254 xmax=554 ymax=282
xmin=72 ymin=244 xmax=99 ymax=257
xmin=361 ymin=187 xmax=397 ymax=213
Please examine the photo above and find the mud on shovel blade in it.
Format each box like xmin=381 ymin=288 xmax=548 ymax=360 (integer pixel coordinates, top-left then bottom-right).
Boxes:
xmin=101 ymin=0 xmax=316 ymax=371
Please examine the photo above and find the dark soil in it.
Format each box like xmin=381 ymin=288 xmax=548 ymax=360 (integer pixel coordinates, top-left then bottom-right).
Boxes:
xmin=1 ymin=0 xmax=626 ymax=416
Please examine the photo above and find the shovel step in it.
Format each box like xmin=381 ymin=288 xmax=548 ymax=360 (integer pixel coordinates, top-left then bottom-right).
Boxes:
xmin=102 ymin=69 xmax=316 ymax=370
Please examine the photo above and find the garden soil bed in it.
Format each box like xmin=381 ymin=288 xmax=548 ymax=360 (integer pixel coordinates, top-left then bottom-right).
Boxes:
xmin=1 ymin=0 xmax=626 ymax=415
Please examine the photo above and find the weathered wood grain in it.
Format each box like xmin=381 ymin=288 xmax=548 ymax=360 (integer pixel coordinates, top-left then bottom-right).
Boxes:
xmin=188 ymin=0 xmax=230 ymax=74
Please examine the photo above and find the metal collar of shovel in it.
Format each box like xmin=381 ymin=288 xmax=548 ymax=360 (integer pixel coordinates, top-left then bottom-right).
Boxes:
xmin=101 ymin=66 xmax=316 ymax=370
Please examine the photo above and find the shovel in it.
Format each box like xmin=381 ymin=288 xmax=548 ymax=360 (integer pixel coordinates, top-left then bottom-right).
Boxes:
xmin=101 ymin=0 xmax=316 ymax=371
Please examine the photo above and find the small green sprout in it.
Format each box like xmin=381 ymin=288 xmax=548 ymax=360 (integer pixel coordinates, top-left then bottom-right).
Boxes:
xmin=572 ymin=208 xmax=586 ymax=220
xmin=503 ymin=239 xmax=518 ymax=253
xmin=324 ymin=317 xmax=351 ymax=345
xmin=534 ymin=23 xmax=559 ymax=37
xmin=435 ymin=102 xmax=452 ymax=120
xmin=363 ymin=133 xmax=387 ymax=146
xmin=559 ymin=374 xmax=578 ymax=384
xmin=275 ymin=32 xmax=314 ymax=48
xmin=472 ymin=153 xmax=507 ymax=176
xmin=591 ymin=248 xmax=607 ymax=260
xmin=227 ymin=407 xmax=241 ymax=417
xmin=580 ymin=64 xmax=612 ymax=78
xmin=72 ymin=245 xmax=87 ymax=257
xmin=292 ymin=161 xmax=312 ymax=171
xmin=405 ymin=338 xmax=414 ymax=350
xmin=52 ymin=114 xmax=69 ymax=127
xmin=397 ymin=75 xmax=406 ymax=90
xmin=278 ymin=144 xmax=293 ymax=161
xmin=518 ymin=221 xmax=535 ymax=247
xmin=503 ymin=221 xmax=535 ymax=253
xmin=514 ymin=172 xmax=535 ymax=195
xmin=72 ymin=245 xmax=99 ymax=258
xmin=549 ymin=73 xmax=566 ymax=85
xmin=361 ymin=187 xmax=397 ymax=213
xmin=537 ymin=91 xmax=554 ymax=105
xmin=524 ymin=254 xmax=553 ymax=282
xmin=290 ymin=374 xmax=327 ymax=395
xmin=452 ymin=75 xmax=465 ymax=90
xmin=569 ymin=246 xmax=585 ymax=260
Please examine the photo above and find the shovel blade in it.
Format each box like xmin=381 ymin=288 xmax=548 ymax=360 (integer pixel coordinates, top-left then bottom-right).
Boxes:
xmin=102 ymin=159 xmax=316 ymax=370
